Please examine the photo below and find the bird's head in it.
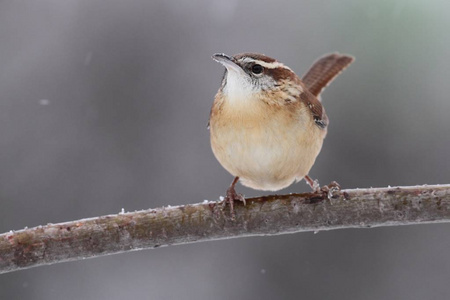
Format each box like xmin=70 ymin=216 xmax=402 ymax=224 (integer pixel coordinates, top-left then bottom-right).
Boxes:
xmin=212 ymin=53 xmax=302 ymax=104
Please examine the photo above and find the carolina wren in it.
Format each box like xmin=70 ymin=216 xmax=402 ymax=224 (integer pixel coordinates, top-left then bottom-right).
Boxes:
xmin=209 ymin=52 xmax=353 ymax=216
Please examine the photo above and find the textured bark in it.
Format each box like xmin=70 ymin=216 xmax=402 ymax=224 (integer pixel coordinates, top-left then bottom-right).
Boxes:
xmin=1 ymin=184 xmax=449 ymax=274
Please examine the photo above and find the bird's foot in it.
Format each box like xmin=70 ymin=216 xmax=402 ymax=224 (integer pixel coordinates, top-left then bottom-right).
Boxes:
xmin=320 ymin=181 xmax=341 ymax=199
xmin=305 ymin=175 xmax=341 ymax=199
xmin=222 ymin=177 xmax=245 ymax=220
xmin=305 ymin=176 xmax=320 ymax=191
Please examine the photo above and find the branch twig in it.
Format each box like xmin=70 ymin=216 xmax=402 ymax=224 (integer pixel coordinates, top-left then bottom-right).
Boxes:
xmin=1 ymin=184 xmax=449 ymax=274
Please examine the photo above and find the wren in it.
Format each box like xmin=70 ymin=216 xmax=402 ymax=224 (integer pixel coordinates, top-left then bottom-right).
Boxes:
xmin=209 ymin=52 xmax=353 ymax=218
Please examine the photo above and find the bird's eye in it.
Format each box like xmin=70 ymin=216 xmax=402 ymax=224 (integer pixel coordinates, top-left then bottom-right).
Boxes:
xmin=251 ymin=64 xmax=263 ymax=74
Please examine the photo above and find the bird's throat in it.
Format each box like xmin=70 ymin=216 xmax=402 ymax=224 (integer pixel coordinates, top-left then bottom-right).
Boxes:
xmin=223 ymin=71 xmax=256 ymax=104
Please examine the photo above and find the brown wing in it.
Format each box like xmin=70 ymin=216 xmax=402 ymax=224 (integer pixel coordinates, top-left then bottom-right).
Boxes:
xmin=299 ymin=91 xmax=328 ymax=129
xmin=302 ymin=53 xmax=354 ymax=97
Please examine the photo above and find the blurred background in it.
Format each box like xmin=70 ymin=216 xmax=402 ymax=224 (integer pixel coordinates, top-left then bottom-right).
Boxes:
xmin=0 ymin=0 xmax=449 ymax=299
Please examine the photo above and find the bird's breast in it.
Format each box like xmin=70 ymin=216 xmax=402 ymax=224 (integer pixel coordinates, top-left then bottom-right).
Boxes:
xmin=210 ymin=97 xmax=325 ymax=191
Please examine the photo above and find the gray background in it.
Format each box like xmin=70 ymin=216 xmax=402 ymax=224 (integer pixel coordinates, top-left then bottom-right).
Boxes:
xmin=1 ymin=0 xmax=450 ymax=299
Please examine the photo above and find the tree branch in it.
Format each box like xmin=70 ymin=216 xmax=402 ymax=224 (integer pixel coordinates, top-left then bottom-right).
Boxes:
xmin=1 ymin=184 xmax=449 ymax=274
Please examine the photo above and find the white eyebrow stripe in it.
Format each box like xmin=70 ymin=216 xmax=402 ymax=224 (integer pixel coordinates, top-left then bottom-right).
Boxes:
xmin=239 ymin=57 xmax=292 ymax=71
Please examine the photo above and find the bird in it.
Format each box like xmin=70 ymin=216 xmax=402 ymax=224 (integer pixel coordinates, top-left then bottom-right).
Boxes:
xmin=209 ymin=52 xmax=354 ymax=217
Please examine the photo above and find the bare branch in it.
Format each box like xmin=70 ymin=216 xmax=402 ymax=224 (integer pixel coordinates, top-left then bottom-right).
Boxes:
xmin=1 ymin=184 xmax=449 ymax=274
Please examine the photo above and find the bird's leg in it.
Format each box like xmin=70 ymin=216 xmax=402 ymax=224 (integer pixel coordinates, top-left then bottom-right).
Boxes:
xmin=304 ymin=175 xmax=320 ymax=191
xmin=222 ymin=176 xmax=245 ymax=219
xmin=304 ymin=175 xmax=341 ymax=199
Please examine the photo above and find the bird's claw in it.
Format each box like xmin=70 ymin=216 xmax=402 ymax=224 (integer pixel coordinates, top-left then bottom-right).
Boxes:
xmin=222 ymin=191 xmax=245 ymax=220
xmin=305 ymin=175 xmax=341 ymax=200
xmin=320 ymin=181 xmax=341 ymax=199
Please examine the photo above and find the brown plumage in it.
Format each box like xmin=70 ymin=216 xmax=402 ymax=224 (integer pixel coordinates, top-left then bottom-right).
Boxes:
xmin=209 ymin=52 xmax=353 ymax=217
xmin=302 ymin=53 xmax=354 ymax=97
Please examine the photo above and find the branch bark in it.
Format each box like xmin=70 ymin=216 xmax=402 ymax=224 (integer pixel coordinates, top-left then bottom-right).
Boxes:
xmin=1 ymin=184 xmax=449 ymax=274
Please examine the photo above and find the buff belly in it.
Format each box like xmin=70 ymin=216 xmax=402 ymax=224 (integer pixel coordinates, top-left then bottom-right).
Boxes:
xmin=210 ymin=113 xmax=325 ymax=191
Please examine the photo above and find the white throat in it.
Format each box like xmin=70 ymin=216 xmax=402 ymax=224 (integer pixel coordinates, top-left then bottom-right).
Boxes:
xmin=223 ymin=71 xmax=255 ymax=103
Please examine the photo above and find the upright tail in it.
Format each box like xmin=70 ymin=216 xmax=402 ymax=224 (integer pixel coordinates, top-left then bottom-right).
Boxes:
xmin=302 ymin=53 xmax=354 ymax=98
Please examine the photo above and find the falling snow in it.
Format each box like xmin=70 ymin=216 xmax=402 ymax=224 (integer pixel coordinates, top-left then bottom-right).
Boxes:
xmin=38 ymin=99 xmax=50 ymax=105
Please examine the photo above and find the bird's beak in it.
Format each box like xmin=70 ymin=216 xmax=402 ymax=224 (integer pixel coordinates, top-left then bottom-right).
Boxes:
xmin=212 ymin=53 xmax=245 ymax=75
